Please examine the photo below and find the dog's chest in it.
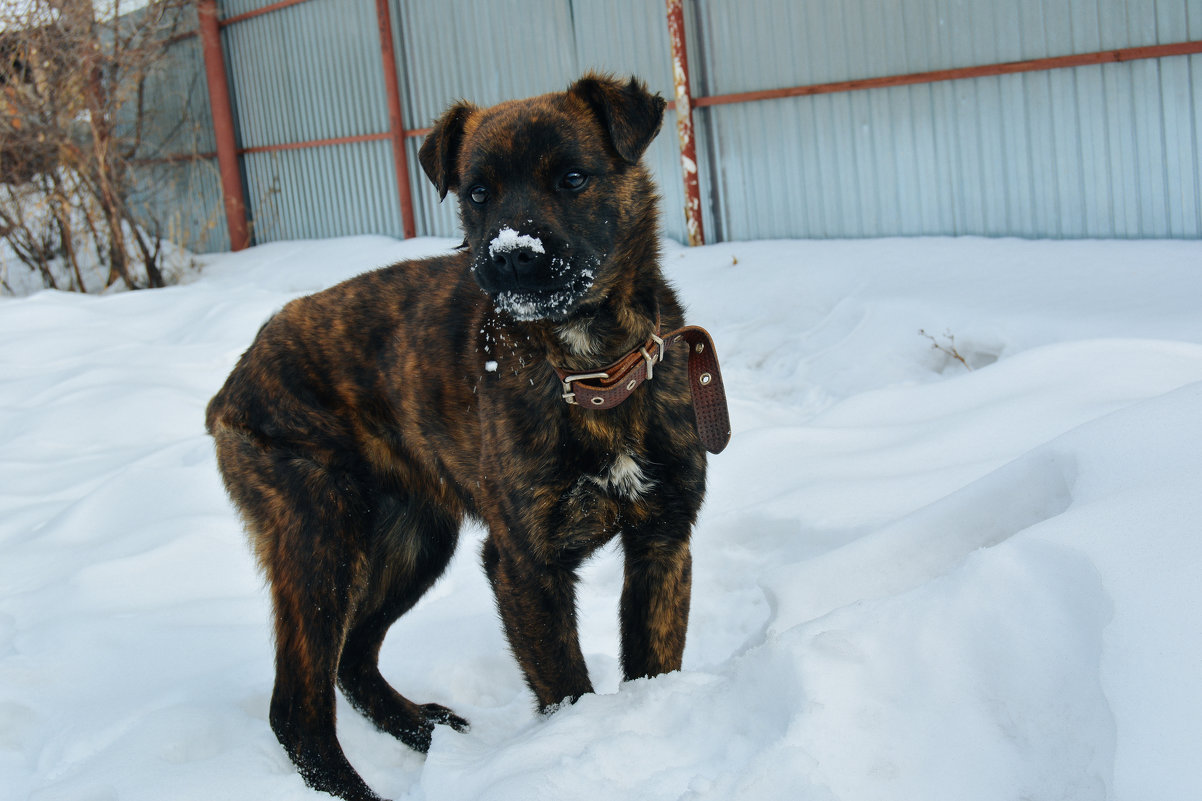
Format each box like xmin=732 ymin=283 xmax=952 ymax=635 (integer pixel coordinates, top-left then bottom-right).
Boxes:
xmin=586 ymin=450 xmax=653 ymax=501
xmin=559 ymin=449 xmax=655 ymax=541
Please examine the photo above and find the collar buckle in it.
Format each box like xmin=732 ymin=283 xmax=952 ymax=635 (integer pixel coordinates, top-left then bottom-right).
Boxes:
xmin=561 ymin=371 xmax=610 ymax=405
xmin=640 ymin=332 xmax=665 ymax=381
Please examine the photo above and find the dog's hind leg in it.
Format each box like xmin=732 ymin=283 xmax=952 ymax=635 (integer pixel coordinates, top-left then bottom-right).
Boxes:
xmin=270 ymin=569 xmax=382 ymax=801
xmin=214 ymin=433 xmax=382 ymax=801
xmin=337 ymin=498 xmax=469 ymax=752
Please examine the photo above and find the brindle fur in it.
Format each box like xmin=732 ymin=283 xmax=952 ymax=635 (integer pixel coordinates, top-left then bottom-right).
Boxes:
xmin=206 ymin=74 xmax=707 ymax=801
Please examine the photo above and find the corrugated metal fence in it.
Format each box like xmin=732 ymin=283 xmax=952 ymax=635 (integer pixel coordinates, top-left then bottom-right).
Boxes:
xmin=141 ymin=0 xmax=1202 ymax=252
xmin=693 ymin=0 xmax=1202 ymax=240
xmin=124 ymin=5 xmax=229 ymax=252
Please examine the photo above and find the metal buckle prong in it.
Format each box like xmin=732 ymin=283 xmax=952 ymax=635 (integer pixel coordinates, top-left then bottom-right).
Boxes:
xmin=561 ymin=371 xmax=609 ymax=404
xmin=640 ymin=333 xmax=665 ymax=381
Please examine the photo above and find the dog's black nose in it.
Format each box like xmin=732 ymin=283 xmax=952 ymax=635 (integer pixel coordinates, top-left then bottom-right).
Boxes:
xmin=491 ymin=246 xmax=546 ymax=286
xmin=492 ymin=246 xmax=538 ymax=274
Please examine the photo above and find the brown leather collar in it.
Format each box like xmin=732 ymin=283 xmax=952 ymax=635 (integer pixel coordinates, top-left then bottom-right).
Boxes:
xmin=551 ymin=325 xmax=731 ymax=454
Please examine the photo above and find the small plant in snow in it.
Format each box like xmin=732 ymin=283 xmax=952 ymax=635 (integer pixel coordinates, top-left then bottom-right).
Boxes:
xmin=920 ymin=328 xmax=972 ymax=371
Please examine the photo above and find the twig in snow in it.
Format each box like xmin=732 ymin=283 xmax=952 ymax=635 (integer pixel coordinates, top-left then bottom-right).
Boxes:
xmin=919 ymin=328 xmax=972 ymax=371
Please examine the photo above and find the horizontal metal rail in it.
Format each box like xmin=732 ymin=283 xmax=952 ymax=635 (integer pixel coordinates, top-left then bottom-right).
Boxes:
xmin=694 ymin=41 xmax=1202 ymax=108
xmin=135 ymin=128 xmax=435 ymax=164
xmin=175 ymin=38 xmax=1202 ymax=167
xmin=219 ymin=0 xmax=316 ymax=28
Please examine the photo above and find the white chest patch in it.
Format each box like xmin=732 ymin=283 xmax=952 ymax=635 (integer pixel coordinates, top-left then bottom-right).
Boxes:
xmin=556 ymin=319 xmax=600 ymax=359
xmin=590 ymin=451 xmax=654 ymax=500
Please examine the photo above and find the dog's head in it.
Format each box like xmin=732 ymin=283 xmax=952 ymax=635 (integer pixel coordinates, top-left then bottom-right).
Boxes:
xmin=419 ymin=74 xmax=666 ymax=322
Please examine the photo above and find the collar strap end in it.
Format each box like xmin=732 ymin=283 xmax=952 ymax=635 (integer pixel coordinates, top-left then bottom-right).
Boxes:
xmin=552 ymin=326 xmax=731 ymax=454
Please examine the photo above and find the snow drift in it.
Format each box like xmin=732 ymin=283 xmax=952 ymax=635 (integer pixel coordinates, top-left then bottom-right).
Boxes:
xmin=2 ymin=235 xmax=1200 ymax=800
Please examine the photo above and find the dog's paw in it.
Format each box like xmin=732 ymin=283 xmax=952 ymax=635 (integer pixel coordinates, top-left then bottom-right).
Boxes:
xmin=395 ymin=704 xmax=469 ymax=753
xmin=421 ymin=702 xmax=470 ymax=734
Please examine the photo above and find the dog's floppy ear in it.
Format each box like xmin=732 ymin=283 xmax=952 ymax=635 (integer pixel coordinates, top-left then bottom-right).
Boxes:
xmin=569 ymin=73 xmax=666 ymax=164
xmin=419 ymin=101 xmax=478 ymax=200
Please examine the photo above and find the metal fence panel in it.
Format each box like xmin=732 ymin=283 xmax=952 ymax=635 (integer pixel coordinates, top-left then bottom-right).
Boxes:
xmin=220 ymin=0 xmax=403 ymax=240
xmin=570 ymin=0 xmax=696 ymax=243
xmin=694 ymin=0 xmax=1202 ymax=239
xmin=222 ymin=0 xmax=388 ymax=146
xmin=127 ymin=6 xmax=230 ymax=252
xmin=383 ymin=0 xmax=693 ymax=243
xmin=242 ymin=140 xmax=402 ymax=242
xmin=393 ymin=0 xmax=581 ymax=239
xmin=128 ymin=159 xmax=231 ymax=253
xmin=148 ymin=0 xmax=1201 ymax=250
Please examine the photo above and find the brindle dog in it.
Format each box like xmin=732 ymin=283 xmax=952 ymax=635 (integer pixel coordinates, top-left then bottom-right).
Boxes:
xmin=206 ymin=74 xmax=723 ymax=801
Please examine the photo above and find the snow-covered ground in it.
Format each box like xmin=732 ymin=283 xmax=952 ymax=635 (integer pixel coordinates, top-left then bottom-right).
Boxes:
xmin=2 ymin=235 xmax=1200 ymax=801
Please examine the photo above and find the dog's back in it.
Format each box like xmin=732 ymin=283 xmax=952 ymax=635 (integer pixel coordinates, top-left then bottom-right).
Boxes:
xmin=206 ymin=251 xmax=487 ymax=511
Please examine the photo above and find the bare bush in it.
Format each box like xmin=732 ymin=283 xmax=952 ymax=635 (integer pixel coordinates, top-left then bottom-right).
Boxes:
xmin=1 ymin=0 xmax=200 ymax=293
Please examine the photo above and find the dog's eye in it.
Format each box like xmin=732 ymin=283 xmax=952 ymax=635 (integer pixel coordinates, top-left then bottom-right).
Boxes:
xmin=469 ymin=185 xmax=489 ymax=205
xmin=560 ymin=171 xmax=589 ymax=192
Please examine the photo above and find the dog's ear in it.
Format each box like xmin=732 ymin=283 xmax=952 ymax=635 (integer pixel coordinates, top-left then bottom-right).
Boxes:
xmin=569 ymin=74 xmax=666 ymax=164
xmin=419 ymin=101 xmax=478 ymax=200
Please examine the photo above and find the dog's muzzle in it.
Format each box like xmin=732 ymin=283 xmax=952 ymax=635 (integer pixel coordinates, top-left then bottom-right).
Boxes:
xmin=474 ymin=226 xmax=556 ymax=293
xmin=474 ymin=227 xmax=598 ymax=321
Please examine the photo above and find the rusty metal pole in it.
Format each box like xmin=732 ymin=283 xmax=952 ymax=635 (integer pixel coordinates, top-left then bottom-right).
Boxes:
xmin=666 ymin=0 xmax=705 ymax=246
xmin=374 ymin=0 xmax=417 ymax=239
xmin=197 ymin=0 xmax=250 ymax=251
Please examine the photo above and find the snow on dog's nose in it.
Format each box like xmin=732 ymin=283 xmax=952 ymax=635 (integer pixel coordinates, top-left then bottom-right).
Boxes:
xmin=487 ymin=227 xmax=547 ymax=288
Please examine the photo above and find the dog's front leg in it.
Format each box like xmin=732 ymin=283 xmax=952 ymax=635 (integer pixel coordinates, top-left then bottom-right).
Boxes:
xmin=618 ymin=525 xmax=692 ymax=681
xmin=482 ymin=536 xmax=594 ymax=711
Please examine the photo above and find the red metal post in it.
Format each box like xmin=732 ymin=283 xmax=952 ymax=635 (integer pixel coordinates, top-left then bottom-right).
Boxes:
xmin=197 ymin=0 xmax=250 ymax=251
xmin=375 ymin=0 xmax=417 ymax=239
xmin=666 ymin=0 xmax=705 ymax=246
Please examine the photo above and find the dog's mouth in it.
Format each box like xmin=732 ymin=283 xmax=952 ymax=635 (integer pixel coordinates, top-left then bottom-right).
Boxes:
xmin=490 ymin=264 xmax=597 ymax=322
